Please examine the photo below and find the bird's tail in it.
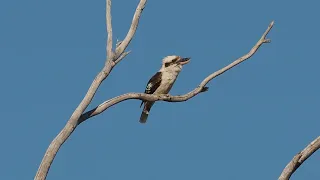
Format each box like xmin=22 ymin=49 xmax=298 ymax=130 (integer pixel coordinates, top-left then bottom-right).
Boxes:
xmin=139 ymin=102 xmax=154 ymax=123
xmin=140 ymin=110 xmax=149 ymax=123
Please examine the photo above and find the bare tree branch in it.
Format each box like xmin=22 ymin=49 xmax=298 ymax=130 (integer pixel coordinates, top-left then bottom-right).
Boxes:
xmin=106 ymin=0 xmax=114 ymax=60
xmin=35 ymin=71 xmax=109 ymax=180
xmin=34 ymin=0 xmax=147 ymax=179
xmin=114 ymin=51 xmax=131 ymax=65
xmin=279 ymin=136 xmax=320 ymax=180
xmin=115 ymin=0 xmax=146 ymax=60
xmin=78 ymin=21 xmax=274 ymax=125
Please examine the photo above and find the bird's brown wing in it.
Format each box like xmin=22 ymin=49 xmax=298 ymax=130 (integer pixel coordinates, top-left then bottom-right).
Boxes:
xmin=140 ymin=72 xmax=162 ymax=107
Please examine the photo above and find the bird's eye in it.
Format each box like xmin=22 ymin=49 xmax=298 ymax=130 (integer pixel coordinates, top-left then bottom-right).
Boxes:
xmin=165 ymin=57 xmax=179 ymax=67
xmin=172 ymin=57 xmax=178 ymax=63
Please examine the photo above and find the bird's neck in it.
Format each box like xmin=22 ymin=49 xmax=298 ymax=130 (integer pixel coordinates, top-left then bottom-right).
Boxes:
xmin=160 ymin=65 xmax=182 ymax=74
xmin=160 ymin=67 xmax=181 ymax=81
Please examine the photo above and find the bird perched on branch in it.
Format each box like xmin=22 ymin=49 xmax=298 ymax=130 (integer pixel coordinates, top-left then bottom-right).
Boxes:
xmin=140 ymin=55 xmax=191 ymax=123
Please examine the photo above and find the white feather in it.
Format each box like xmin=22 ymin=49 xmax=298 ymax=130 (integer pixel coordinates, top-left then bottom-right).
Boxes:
xmin=154 ymin=55 xmax=183 ymax=94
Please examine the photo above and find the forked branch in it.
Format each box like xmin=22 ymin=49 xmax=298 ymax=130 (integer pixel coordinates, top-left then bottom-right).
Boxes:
xmin=78 ymin=21 xmax=275 ymax=124
xmin=34 ymin=0 xmax=147 ymax=179
xmin=279 ymin=136 xmax=320 ymax=180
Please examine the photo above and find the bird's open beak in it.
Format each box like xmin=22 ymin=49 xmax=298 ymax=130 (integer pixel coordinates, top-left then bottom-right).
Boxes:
xmin=177 ymin=57 xmax=191 ymax=65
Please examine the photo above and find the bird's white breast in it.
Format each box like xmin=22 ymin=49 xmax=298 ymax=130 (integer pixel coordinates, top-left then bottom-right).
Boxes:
xmin=154 ymin=70 xmax=179 ymax=94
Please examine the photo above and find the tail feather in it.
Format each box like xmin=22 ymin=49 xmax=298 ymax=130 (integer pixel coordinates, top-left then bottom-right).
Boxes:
xmin=140 ymin=101 xmax=144 ymax=108
xmin=140 ymin=110 xmax=149 ymax=123
xmin=139 ymin=101 xmax=154 ymax=123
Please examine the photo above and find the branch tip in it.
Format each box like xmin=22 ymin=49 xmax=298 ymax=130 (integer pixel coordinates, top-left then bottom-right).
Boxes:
xmin=270 ymin=20 xmax=275 ymax=26
xmin=264 ymin=39 xmax=271 ymax=43
xmin=201 ymin=87 xmax=209 ymax=92
xmin=114 ymin=51 xmax=131 ymax=64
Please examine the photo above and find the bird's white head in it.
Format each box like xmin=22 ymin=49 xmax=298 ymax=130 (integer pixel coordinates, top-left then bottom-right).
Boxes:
xmin=160 ymin=55 xmax=191 ymax=72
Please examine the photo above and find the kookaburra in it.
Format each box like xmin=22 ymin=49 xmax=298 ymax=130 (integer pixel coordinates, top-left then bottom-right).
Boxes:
xmin=140 ymin=55 xmax=191 ymax=123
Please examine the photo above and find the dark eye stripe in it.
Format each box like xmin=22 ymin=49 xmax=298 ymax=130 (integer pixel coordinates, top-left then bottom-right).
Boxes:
xmin=165 ymin=57 xmax=179 ymax=67
xmin=172 ymin=57 xmax=179 ymax=62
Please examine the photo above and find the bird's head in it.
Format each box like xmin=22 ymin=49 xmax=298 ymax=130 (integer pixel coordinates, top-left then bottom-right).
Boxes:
xmin=160 ymin=55 xmax=191 ymax=72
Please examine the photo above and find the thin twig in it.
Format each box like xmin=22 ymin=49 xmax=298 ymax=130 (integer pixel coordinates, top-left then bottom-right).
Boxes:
xmin=279 ymin=136 xmax=320 ymax=180
xmin=199 ymin=21 xmax=273 ymax=87
xmin=114 ymin=51 xmax=131 ymax=65
xmin=78 ymin=21 xmax=274 ymax=125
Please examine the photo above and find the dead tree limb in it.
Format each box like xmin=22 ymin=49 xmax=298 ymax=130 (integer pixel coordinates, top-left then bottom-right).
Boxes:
xmin=106 ymin=0 xmax=114 ymax=59
xmin=279 ymin=136 xmax=320 ymax=180
xmin=34 ymin=0 xmax=147 ymax=179
xmin=78 ymin=21 xmax=274 ymax=124
xmin=35 ymin=0 xmax=275 ymax=178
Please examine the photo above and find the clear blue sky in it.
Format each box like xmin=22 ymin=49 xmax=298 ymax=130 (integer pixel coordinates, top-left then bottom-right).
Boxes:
xmin=1 ymin=0 xmax=319 ymax=179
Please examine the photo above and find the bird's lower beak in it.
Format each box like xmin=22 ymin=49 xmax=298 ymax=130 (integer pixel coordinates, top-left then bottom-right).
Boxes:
xmin=178 ymin=57 xmax=191 ymax=65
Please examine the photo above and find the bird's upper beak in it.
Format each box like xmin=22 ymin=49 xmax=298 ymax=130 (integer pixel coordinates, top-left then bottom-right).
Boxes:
xmin=177 ymin=57 xmax=191 ymax=65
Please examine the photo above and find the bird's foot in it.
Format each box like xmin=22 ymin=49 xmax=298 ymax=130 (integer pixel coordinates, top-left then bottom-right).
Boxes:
xmin=159 ymin=94 xmax=171 ymax=98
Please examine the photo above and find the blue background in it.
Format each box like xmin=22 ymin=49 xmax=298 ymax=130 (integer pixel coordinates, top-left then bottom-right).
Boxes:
xmin=1 ymin=0 xmax=319 ymax=179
